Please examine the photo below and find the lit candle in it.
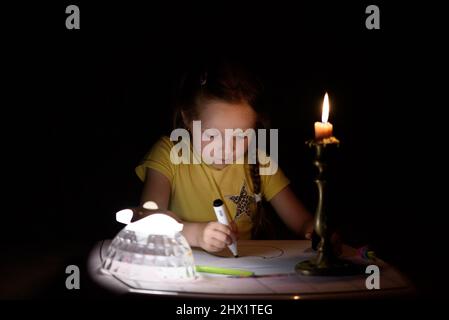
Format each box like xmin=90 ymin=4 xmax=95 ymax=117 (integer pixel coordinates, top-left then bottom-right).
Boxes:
xmin=314 ymin=92 xmax=333 ymax=140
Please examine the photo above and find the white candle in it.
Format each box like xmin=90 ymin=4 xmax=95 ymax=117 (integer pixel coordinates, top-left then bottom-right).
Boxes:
xmin=314 ymin=93 xmax=333 ymax=140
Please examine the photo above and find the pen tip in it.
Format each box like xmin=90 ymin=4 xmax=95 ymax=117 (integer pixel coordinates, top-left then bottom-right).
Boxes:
xmin=234 ymin=255 xmax=239 ymax=258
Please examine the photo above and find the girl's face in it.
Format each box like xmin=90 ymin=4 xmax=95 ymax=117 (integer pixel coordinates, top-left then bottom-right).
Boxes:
xmin=187 ymin=99 xmax=257 ymax=169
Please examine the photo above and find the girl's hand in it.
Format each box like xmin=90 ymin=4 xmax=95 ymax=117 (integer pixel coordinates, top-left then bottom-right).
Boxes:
xmin=305 ymin=230 xmax=343 ymax=256
xmin=197 ymin=222 xmax=235 ymax=253
xmin=230 ymin=220 xmax=240 ymax=241
xmin=330 ymin=232 xmax=343 ymax=256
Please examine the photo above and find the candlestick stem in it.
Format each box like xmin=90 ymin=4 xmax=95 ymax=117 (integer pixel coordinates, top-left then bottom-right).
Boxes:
xmin=295 ymin=138 xmax=362 ymax=276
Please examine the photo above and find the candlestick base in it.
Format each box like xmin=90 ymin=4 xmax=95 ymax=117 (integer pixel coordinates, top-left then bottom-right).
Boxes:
xmin=295 ymin=257 xmax=364 ymax=276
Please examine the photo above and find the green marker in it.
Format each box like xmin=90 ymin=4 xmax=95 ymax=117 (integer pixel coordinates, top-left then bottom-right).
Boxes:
xmin=195 ymin=265 xmax=254 ymax=277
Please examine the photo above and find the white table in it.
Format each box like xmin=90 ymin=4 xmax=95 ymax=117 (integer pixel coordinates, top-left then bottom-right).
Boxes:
xmin=88 ymin=240 xmax=413 ymax=299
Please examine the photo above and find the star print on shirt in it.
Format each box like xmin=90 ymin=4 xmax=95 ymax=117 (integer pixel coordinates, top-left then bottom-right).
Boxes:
xmin=226 ymin=181 xmax=256 ymax=220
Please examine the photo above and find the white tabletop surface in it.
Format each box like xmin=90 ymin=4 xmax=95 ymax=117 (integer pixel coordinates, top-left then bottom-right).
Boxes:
xmin=88 ymin=239 xmax=413 ymax=299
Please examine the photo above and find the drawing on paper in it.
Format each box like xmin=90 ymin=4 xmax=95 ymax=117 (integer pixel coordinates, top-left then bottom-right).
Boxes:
xmin=211 ymin=244 xmax=284 ymax=259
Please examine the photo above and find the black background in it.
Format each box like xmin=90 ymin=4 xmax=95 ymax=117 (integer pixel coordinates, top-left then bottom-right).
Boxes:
xmin=2 ymin=1 xmax=446 ymax=301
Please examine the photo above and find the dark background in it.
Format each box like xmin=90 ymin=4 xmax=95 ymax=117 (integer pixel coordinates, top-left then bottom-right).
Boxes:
xmin=2 ymin=1 xmax=446 ymax=299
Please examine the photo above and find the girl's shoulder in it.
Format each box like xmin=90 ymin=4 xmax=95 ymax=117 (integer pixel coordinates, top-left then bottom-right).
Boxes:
xmin=158 ymin=135 xmax=174 ymax=146
xmin=150 ymin=135 xmax=175 ymax=153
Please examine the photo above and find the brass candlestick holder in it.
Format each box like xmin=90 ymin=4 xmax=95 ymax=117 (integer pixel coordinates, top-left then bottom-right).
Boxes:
xmin=295 ymin=136 xmax=363 ymax=276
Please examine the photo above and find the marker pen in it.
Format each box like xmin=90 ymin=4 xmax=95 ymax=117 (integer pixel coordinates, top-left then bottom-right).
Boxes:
xmin=213 ymin=199 xmax=238 ymax=257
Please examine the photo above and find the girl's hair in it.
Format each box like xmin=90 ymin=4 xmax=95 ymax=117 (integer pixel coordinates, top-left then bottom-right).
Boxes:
xmin=172 ymin=58 xmax=275 ymax=239
xmin=172 ymin=58 xmax=261 ymax=130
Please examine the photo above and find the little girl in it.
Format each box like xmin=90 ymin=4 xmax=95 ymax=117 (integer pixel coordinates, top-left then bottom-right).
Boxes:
xmin=135 ymin=60 xmax=314 ymax=253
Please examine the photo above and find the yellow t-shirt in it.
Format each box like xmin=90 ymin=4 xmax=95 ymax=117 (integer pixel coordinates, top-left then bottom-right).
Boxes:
xmin=135 ymin=136 xmax=290 ymax=239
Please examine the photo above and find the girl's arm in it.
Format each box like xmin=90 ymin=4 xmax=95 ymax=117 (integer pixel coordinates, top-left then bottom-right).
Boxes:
xmin=140 ymin=168 xmax=171 ymax=209
xmin=140 ymin=169 xmax=234 ymax=251
xmin=271 ymin=186 xmax=342 ymax=254
xmin=269 ymin=186 xmax=314 ymax=238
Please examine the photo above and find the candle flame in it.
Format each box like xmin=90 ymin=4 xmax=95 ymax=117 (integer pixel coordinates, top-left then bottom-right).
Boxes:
xmin=322 ymin=92 xmax=330 ymax=123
